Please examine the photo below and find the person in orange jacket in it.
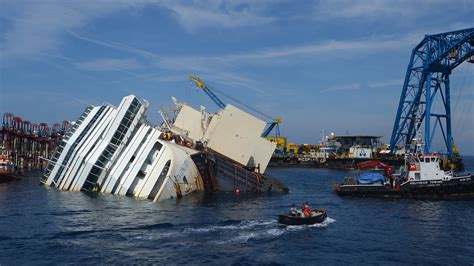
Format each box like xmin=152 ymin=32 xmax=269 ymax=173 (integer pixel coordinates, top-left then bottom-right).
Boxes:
xmin=302 ymin=201 xmax=312 ymax=217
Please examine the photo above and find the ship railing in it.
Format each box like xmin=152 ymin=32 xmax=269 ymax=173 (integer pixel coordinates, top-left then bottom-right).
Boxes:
xmin=214 ymin=155 xmax=265 ymax=192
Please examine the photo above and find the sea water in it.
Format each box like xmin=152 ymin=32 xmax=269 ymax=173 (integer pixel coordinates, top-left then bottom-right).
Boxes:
xmin=1 ymin=157 xmax=473 ymax=264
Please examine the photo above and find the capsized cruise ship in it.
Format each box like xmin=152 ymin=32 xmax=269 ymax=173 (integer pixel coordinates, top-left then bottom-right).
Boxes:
xmin=41 ymin=95 xmax=288 ymax=202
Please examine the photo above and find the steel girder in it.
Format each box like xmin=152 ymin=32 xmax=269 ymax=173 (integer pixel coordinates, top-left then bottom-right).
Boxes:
xmin=390 ymin=28 xmax=474 ymax=157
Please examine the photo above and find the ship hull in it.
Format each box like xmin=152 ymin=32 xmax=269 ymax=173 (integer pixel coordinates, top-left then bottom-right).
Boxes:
xmin=191 ymin=151 xmax=289 ymax=194
xmin=0 ymin=173 xmax=21 ymax=183
xmin=278 ymin=210 xmax=327 ymax=225
xmin=335 ymin=175 xmax=474 ymax=199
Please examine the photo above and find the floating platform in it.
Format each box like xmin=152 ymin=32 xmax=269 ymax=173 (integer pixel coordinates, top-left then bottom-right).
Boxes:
xmin=334 ymin=175 xmax=474 ymax=199
xmin=269 ymin=157 xmax=405 ymax=170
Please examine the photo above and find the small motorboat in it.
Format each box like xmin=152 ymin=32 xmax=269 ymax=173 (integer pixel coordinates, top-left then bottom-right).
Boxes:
xmin=278 ymin=209 xmax=327 ymax=225
xmin=0 ymin=154 xmax=21 ymax=183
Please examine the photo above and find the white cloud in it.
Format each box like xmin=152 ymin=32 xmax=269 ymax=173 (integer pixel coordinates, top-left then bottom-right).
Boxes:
xmin=320 ymin=78 xmax=405 ymax=93
xmin=198 ymin=72 xmax=264 ymax=94
xmin=3 ymin=0 xmax=470 ymax=65
xmin=223 ymin=36 xmax=415 ymax=60
xmin=65 ymin=30 xmax=421 ymax=91
xmin=313 ymin=0 xmax=474 ymax=21
xmin=0 ymin=1 xmax=142 ymax=62
xmin=315 ymin=1 xmax=416 ymax=19
xmin=160 ymin=35 xmax=408 ymax=65
xmin=76 ymin=58 xmax=143 ymax=71
xmin=320 ymin=83 xmax=361 ymax=93
xmin=152 ymin=33 xmax=418 ymax=74
xmin=0 ymin=1 xmax=278 ymax=63
xmin=368 ymin=79 xmax=404 ymax=89
xmin=110 ymin=73 xmax=185 ymax=84
xmin=162 ymin=2 xmax=276 ymax=31
xmin=68 ymin=30 xmax=159 ymax=59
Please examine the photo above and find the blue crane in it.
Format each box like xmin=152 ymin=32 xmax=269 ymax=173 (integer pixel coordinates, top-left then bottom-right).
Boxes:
xmin=261 ymin=117 xmax=281 ymax=138
xmin=189 ymin=75 xmax=281 ymax=138
xmin=390 ymin=28 xmax=474 ymax=158
xmin=189 ymin=75 xmax=225 ymax=109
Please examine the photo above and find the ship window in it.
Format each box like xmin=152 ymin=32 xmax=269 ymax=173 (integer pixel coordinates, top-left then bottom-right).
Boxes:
xmin=148 ymin=160 xmax=171 ymax=200
xmin=137 ymin=170 xmax=146 ymax=178
xmin=415 ymin=173 xmax=420 ymax=180
xmin=155 ymin=142 xmax=163 ymax=151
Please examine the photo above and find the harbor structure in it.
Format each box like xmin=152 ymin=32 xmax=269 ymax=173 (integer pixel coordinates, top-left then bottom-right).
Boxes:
xmin=1 ymin=112 xmax=68 ymax=170
xmin=268 ymin=134 xmax=405 ymax=170
xmin=390 ymin=28 xmax=473 ymax=159
xmin=270 ymin=28 xmax=474 ymax=171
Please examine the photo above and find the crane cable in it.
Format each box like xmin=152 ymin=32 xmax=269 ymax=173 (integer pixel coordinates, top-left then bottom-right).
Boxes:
xmin=191 ymin=79 xmax=276 ymax=121
xmin=453 ymin=64 xmax=473 ymax=137
xmin=453 ymin=63 xmax=469 ymax=115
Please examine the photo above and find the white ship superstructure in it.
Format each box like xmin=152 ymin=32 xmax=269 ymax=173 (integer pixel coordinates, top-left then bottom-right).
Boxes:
xmin=160 ymin=100 xmax=288 ymax=194
xmin=42 ymin=95 xmax=203 ymax=202
xmin=167 ymin=102 xmax=276 ymax=173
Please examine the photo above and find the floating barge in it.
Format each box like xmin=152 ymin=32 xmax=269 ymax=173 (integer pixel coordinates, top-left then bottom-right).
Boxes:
xmin=269 ymin=156 xmax=406 ymax=170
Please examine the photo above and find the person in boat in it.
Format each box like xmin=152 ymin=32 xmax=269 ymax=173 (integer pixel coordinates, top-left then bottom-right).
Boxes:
xmin=302 ymin=201 xmax=312 ymax=217
xmin=303 ymin=201 xmax=311 ymax=210
xmin=289 ymin=203 xmax=298 ymax=216
xmin=394 ymin=176 xmax=402 ymax=189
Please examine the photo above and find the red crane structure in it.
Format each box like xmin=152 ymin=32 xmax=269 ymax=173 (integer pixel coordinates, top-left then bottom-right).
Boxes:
xmin=0 ymin=112 xmax=68 ymax=170
xmin=357 ymin=160 xmax=393 ymax=177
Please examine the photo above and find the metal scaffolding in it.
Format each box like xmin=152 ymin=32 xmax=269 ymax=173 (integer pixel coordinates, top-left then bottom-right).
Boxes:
xmin=1 ymin=112 xmax=69 ymax=170
xmin=390 ymin=28 xmax=474 ymax=158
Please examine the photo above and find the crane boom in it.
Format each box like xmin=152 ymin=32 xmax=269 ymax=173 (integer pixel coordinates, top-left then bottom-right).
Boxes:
xmin=390 ymin=28 xmax=474 ymax=158
xmin=189 ymin=75 xmax=225 ymax=109
xmin=189 ymin=75 xmax=282 ymax=138
xmin=261 ymin=117 xmax=281 ymax=137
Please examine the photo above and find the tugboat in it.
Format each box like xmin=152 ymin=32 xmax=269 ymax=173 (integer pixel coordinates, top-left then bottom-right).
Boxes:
xmin=0 ymin=155 xmax=21 ymax=183
xmin=334 ymin=138 xmax=473 ymax=199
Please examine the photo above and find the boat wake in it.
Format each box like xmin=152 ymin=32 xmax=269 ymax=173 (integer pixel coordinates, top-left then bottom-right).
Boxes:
xmin=129 ymin=217 xmax=335 ymax=244
xmin=286 ymin=217 xmax=336 ymax=231
xmin=210 ymin=217 xmax=336 ymax=244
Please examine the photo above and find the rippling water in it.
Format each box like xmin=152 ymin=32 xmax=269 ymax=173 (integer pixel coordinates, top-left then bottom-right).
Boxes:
xmin=1 ymin=157 xmax=473 ymax=264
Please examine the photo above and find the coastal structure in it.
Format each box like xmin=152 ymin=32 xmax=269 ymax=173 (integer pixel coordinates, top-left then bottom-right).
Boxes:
xmin=1 ymin=113 xmax=67 ymax=170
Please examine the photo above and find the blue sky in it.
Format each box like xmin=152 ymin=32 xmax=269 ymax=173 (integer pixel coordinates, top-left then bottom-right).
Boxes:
xmin=1 ymin=0 xmax=473 ymax=154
